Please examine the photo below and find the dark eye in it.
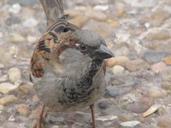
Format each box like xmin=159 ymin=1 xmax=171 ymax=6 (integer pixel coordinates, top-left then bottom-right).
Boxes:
xmin=79 ymin=44 xmax=87 ymax=51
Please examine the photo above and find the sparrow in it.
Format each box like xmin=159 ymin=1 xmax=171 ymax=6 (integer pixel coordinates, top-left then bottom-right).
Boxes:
xmin=30 ymin=1 xmax=113 ymax=128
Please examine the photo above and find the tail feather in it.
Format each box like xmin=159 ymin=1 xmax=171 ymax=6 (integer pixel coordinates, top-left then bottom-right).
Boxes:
xmin=39 ymin=0 xmax=64 ymax=27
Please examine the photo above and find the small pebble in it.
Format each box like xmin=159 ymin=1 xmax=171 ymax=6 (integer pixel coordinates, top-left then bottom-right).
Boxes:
xmin=9 ymin=4 xmax=21 ymax=14
xmin=9 ymin=33 xmax=25 ymax=43
xmin=106 ymin=56 xmax=129 ymax=67
xmin=27 ymin=35 xmax=37 ymax=43
xmin=0 ymin=95 xmax=17 ymax=105
xmin=97 ymin=99 xmax=110 ymax=109
xmin=0 ymin=75 xmax=8 ymax=82
xmin=151 ymin=62 xmax=167 ymax=73
xmin=112 ymin=65 xmax=125 ymax=74
xmin=120 ymin=120 xmax=140 ymax=128
xmin=144 ymin=51 xmax=168 ymax=63
xmin=143 ymin=29 xmax=170 ymax=41
xmin=126 ymin=94 xmax=153 ymax=113
xmin=125 ymin=59 xmax=149 ymax=71
xmin=96 ymin=115 xmax=118 ymax=121
xmin=0 ymin=105 xmax=4 ymax=111
xmin=18 ymin=83 xmax=33 ymax=94
xmin=148 ymin=86 xmax=167 ymax=98
xmin=94 ymin=5 xmax=109 ymax=11
xmin=144 ymin=22 xmax=150 ymax=28
xmin=51 ymin=126 xmax=59 ymax=128
xmin=16 ymin=104 xmax=30 ymax=116
xmin=23 ymin=18 xmax=38 ymax=27
xmin=0 ymin=82 xmax=18 ymax=94
xmin=163 ymin=56 xmax=171 ymax=65
xmin=157 ymin=115 xmax=171 ymax=128
xmin=8 ymin=67 xmax=21 ymax=83
xmin=0 ymin=63 xmax=4 ymax=68
xmin=8 ymin=115 xmax=16 ymax=122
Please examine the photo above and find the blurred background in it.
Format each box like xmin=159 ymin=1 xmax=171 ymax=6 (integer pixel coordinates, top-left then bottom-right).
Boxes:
xmin=0 ymin=0 xmax=171 ymax=128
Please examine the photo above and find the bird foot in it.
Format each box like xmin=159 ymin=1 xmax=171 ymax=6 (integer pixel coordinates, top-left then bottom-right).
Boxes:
xmin=33 ymin=121 xmax=45 ymax=128
xmin=33 ymin=104 xmax=47 ymax=128
xmin=90 ymin=104 xmax=96 ymax=128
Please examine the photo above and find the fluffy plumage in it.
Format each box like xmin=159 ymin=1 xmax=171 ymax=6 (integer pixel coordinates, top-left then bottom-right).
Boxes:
xmin=30 ymin=19 xmax=113 ymax=111
xmin=31 ymin=4 xmax=113 ymax=128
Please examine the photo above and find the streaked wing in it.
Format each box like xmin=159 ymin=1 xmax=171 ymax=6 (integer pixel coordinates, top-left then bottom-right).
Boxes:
xmin=31 ymin=19 xmax=79 ymax=78
xmin=31 ymin=32 xmax=57 ymax=77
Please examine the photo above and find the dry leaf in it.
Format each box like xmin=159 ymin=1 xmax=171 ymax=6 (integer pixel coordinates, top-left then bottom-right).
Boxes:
xmin=143 ymin=104 xmax=161 ymax=117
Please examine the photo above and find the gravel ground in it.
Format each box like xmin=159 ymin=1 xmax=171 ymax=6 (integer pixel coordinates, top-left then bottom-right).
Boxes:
xmin=0 ymin=0 xmax=171 ymax=128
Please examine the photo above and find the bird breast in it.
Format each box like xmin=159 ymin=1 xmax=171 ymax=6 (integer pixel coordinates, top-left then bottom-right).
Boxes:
xmin=33 ymin=60 xmax=106 ymax=112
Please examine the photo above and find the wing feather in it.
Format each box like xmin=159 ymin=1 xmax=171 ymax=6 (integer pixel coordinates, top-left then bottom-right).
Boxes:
xmin=30 ymin=20 xmax=78 ymax=78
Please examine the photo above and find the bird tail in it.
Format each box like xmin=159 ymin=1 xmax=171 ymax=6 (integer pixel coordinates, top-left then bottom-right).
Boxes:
xmin=39 ymin=0 xmax=65 ymax=26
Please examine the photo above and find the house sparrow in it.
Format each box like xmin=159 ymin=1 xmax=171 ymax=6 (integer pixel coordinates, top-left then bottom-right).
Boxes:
xmin=30 ymin=2 xmax=113 ymax=128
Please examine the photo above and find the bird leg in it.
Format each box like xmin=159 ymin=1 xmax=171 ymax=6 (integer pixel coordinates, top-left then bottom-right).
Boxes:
xmin=90 ymin=104 xmax=96 ymax=128
xmin=33 ymin=104 xmax=47 ymax=128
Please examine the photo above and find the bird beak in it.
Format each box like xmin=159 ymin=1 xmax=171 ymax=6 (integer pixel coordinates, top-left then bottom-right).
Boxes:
xmin=95 ymin=45 xmax=114 ymax=59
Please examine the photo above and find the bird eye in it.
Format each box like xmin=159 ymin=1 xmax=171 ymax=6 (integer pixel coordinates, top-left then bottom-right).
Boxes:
xmin=79 ymin=44 xmax=87 ymax=51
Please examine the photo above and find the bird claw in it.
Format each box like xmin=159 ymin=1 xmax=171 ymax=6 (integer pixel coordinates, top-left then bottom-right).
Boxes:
xmin=33 ymin=105 xmax=47 ymax=128
xmin=33 ymin=121 xmax=45 ymax=128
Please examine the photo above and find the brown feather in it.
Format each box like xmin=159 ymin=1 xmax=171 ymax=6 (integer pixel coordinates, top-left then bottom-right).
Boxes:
xmin=31 ymin=24 xmax=79 ymax=78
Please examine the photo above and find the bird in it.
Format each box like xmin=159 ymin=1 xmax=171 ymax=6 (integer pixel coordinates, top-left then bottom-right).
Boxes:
xmin=30 ymin=0 xmax=113 ymax=128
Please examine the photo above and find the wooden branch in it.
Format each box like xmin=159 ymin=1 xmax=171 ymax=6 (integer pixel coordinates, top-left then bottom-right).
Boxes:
xmin=39 ymin=0 xmax=64 ymax=27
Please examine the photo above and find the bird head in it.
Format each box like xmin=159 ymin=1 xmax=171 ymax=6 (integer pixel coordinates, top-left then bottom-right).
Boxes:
xmin=59 ymin=30 xmax=113 ymax=65
xmin=74 ymin=30 xmax=113 ymax=60
xmin=52 ymin=29 xmax=113 ymax=77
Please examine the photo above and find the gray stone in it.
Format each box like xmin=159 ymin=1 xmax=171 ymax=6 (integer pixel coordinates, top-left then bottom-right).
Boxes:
xmin=8 ymin=0 xmax=37 ymax=6
xmin=0 ymin=82 xmax=18 ymax=94
xmin=151 ymin=62 xmax=167 ymax=73
xmin=105 ymin=56 xmax=129 ymax=68
xmin=8 ymin=67 xmax=21 ymax=83
xmin=51 ymin=126 xmax=59 ymax=128
xmin=112 ymin=65 xmax=125 ymax=75
xmin=8 ymin=4 xmax=21 ymax=14
xmin=142 ymin=29 xmax=171 ymax=41
xmin=148 ymin=8 xmax=170 ymax=27
xmin=9 ymin=33 xmax=25 ymax=43
xmin=157 ymin=115 xmax=171 ymax=128
xmin=46 ymin=115 xmax=64 ymax=124
xmin=105 ymin=85 xmax=133 ymax=98
xmin=148 ymin=86 xmax=167 ymax=98
xmin=74 ymin=112 xmax=90 ymax=123
xmin=115 ymin=30 xmax=130 ymax=42
xmin=2 ymin=122 xmax=19 ymax=128
xmin=0 ymin=64 xmax=4 ymax=69
xmin=0 ymin=75 xmax=8 ymax=82
xmin=97 ymin=99 xmax=110 ymax=109
xmin=123 ymin=0 xmax=157 ymax=8
xmin=125 ymin=59 xmax=150 ymax=72
xmin=27 ymin=35 xmax=37 ymax=43
xmin=22 ymin=18 xmax=38 ymax=28
xmin=121 ymin=93 xmax=137 ymax=104
xmin=126 ymin=100 xmax=153 ymax=113
xmin=120 ymin=120 xmax=141 ymax=128
xmin=6 ymin=16 xmax=21 ymax=25
xmin=0 ymin=95 xmax=17 ymax=105
xmin=114 ymin=46 xmax=130 ymax=56
xmin=96 ymin=115 xmax=118 ymax=121
xmin=144 ymin=51 xmax=169 ymax=63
